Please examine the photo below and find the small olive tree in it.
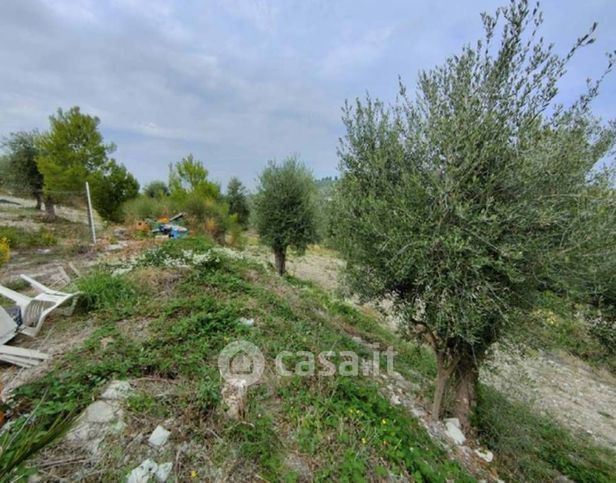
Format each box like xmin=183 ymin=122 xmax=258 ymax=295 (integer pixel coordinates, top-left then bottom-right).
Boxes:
xmin=332 ymin=0 xmax=616 ymax=430
xmin=254 ymin=157 xmax=318 ymax=275
xmin=0 ymin=131 xmax=45 ymax=209
xmin=226 ymin=177 xmax=250 ymax=227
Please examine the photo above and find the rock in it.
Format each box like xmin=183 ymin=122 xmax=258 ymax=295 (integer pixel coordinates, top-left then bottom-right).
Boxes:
xmin=444 ymin=417 xmax=461 ymax=429
xmin=221 ymin=378 xmax=247 ymax=420
xmin=65 ymin=399 xmax=126 ymax=455
xmin=411 ymin=408 xmax=426 ymax=418
xmin=474 ymin=448 xmax=494 ymax=463
xmin=105 ymin=242 xmax=127 ymax=252
xmin=390 ymin=394 xmax=401 ymax=405
xmin=445 ymin=419 xmax=466 ymax=445
xmin=238 ymin=317 xmax=255 ymax=327
xmin=127 ymin=459 xmax=158 ymax=483
xmin=155 ymin=462 xmax=173 ymax=482
xmin=148 ymin=425 xmax=171 ymax=448
xmin=85 ymin=400 xmax=120 ymax=424
xmin=101 ymin=380 xmax=133 ymax=401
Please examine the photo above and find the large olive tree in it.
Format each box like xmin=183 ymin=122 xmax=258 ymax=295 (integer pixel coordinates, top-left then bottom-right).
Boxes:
xmin=254 ymin=157 xmax=318 ymax=275
xmin=332 ymin=0 xmax=616 ymax=430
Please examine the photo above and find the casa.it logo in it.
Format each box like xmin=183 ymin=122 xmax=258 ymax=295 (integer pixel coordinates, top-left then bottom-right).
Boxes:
xmin=217 ymin=340 xmax=265 ymax=386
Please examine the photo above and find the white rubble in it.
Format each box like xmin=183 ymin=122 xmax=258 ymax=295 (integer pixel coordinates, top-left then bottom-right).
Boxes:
xmin=148 ymin=425 xmax=171 ymax=448
xmin=221 ymin=378 xmax=247 ymax=420
xmin=64 ymin=380 xmax=133 ymax=455
xmin=127 ymin=459 xmax=173 ymax=483
xmin=444 ymin=418 xmax=466 ymax=445
xmin=474 ymin=448 xmax=494 ymax=463
xmin=127 ymin=459 xmax=158 ymax=483
xmin=101 ymin=380 xmax=133 ymax=400
xmin=155 ymin=462 xmax=173 ymax=482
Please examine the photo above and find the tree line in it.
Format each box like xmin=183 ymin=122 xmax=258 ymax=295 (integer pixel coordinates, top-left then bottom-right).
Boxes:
xmin=1 ymin=107 xmax=139 ymax=221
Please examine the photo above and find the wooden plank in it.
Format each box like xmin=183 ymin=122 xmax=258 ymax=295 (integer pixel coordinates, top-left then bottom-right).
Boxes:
xmin=0 ymin=354 xmax=39 ymax=368
xmin=0 ymin=345 xmax=49 ymax=360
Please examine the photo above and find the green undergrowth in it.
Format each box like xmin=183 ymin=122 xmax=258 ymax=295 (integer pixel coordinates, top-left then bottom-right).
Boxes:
xmin=0 ymin=225 xmax=56 ymax=249
xmin=522 ymin=291 xmax=616 ymax=374
xmin=1 ymin=237 xmax=615 ymax=481
xmin=475 ymin=386 xmax=616 ymax=482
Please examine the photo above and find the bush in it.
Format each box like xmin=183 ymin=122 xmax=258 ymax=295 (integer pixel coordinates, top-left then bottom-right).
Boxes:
xmin=0 ymin=238 xmax=9 ymax=267
xmin=0 ymin=226 xmax=57 ymax=249
xmin=122 ymin=196 xmax=169 ymax=222
xmin=76 ymin=271 xmax=139 ymax=313
xmin=588 ymin=316 xmax=616 ymax=355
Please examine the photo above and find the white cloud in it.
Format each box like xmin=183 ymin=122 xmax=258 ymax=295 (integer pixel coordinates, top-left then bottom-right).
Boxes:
xmin=218 ymin=0 xmax=279 ymax=33
xmin=320 ymin=27 xmax=394 ymax=80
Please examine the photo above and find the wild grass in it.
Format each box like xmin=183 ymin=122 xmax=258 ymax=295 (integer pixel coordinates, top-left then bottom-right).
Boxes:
xmin=0 ymin=226 xmax=56 ymax=249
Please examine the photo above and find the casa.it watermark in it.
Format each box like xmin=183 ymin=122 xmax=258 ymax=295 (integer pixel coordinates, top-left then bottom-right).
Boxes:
xmin=218 ymin=339 xmax=396 ymax=386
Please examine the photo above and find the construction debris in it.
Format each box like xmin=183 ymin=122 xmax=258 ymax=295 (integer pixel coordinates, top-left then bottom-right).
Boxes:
xmin=148 ymin=425 xmax=171 ymax=448
xmin=0 ymin=343 xmax=49 ymax=368
xmin=127 ymin=459 xmax=172 ymax=483
xmin=65 ymin=380 xmax=133 ymax=455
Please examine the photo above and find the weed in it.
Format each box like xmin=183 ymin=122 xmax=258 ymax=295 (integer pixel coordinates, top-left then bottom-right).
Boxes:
xmin=475 ymin=385 xmax=616 ymax=482
xmin=75 ymin=270 xmax=140 ymax=315
xmin=0 ymin=226 xmax=57 ymax=249
xmin=0 ymin=237 xmax=9 ymax=266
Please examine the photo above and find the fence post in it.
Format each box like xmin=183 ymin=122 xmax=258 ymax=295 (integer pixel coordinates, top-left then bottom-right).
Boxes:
xmin=85 ymin=181 xmax=97 ymax=245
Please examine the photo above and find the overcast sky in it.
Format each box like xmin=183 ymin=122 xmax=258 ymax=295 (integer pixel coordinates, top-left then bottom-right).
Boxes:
xmin=1 ymin=0 xmax=615 ymax=190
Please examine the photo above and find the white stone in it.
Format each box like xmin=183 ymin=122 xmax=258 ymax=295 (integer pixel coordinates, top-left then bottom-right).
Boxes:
xmin=221 ymin=378 xmax=248 ymax=420
xmin=239 ymin=317 xmax=255 ymax=327
xmin=101 ymin=380 xmax=133 ymax=401
xmin=148 ymin=425 xmax=171 ymax=448
xmin=127 ymin=459 xmax=158 ymax=483
xmin=85 ymin=401 xmax=118 ymax=424
xmin=155 ymin=462 xmax=173 ymax=482
xmin=474 ymin=449 xmax=494 ymax=463
xmin=444 ymin=417 xmax=461 ymax=429
xmin=445 ymin=420 xmax=466 ymax=445
xmin=390 ymin=394 xmax=401 ymax=405
xmin=411 ymin=408 xmax=426 ymax=418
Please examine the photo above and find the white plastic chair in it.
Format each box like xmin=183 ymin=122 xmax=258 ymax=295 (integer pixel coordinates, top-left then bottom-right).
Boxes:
xmin=0 ymin=306 xmax=18 ymax=346
xmin=0 ymin=275 xmax=79 ymax=337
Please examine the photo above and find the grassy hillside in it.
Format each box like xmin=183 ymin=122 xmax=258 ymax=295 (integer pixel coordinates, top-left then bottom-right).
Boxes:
xmin=1 ymin=237 xmax=615 ymax=481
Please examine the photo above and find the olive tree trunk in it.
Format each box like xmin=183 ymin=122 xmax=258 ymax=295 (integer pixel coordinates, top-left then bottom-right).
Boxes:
xmin=451 ymin=356 xmax=479 ymax=433
xmin=34 ymin=191 xmax=43 ymax=210
xmin=274 ymin=247 xmax=286 ymax=276
xmin=431 ymin=352 xmax=458 ymax=420
xmin=44 ymin=196 xmax=56 ymax=220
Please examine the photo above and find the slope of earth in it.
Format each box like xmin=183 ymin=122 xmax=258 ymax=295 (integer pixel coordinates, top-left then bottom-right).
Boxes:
xmin=244 ymin=243 xmax=616 ymax=479
xmin=1 ymin=238 xmax=483 ymax=481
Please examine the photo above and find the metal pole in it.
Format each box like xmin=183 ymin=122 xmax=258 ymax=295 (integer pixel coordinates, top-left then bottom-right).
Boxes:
xmin=85 ymin=181 xmax=97 ymax=244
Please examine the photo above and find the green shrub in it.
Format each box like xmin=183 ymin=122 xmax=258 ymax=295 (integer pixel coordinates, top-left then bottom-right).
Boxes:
xmin=76 ymin=271 xmax=139 ymax=313
xmin=0 ymin=226 xmax=57 ymax=249
xmin=588 ymin=316 xmax=616 ymax=355
xmin=122 ymin=195 xmax=169 ymax=222
xmin=0 ymin=237 xmax=9 ymax=266
xmin=475 ymin=385 xmax=616 ymax=482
